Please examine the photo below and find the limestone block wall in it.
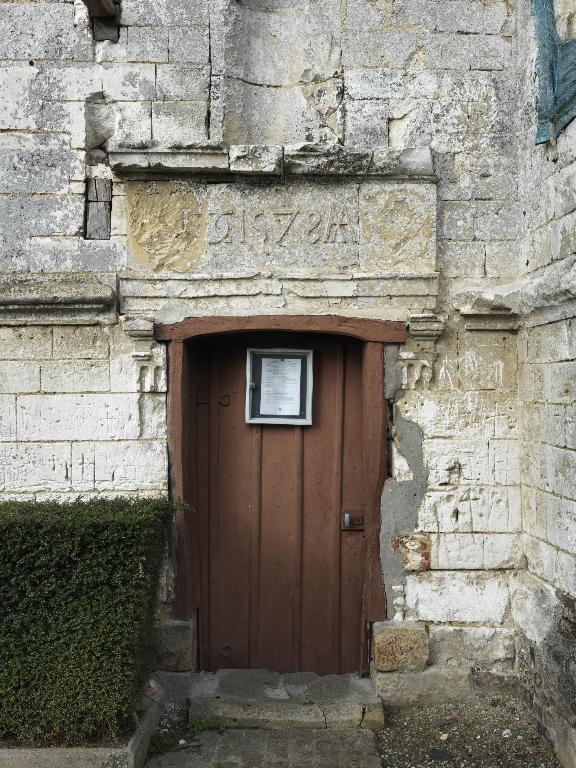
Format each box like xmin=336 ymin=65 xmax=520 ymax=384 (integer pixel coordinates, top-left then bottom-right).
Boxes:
xmin=2 ymin=3 xmax=576 ymax=752
xmin=0 ymin=324 xmax=168 ymax=499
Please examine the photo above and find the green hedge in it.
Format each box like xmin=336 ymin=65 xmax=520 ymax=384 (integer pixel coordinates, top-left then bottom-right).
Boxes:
xmin=0 ymin=498 xmax=172 ymax=745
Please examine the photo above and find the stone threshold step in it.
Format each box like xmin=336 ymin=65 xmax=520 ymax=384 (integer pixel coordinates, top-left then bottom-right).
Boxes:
xmin=188 ymin=669 xmax=384 ymax=731
xmin=147 ymin=728 xmax=382 ymax=768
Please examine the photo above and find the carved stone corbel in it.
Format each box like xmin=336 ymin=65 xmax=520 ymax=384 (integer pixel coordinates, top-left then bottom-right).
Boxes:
xmin=398 ymin=313 xmax=446 ymax=390
xmin=122 ymin=316 xmax=165 ymax=393
xmin=123 ymin=316 xmax=155 ymax=361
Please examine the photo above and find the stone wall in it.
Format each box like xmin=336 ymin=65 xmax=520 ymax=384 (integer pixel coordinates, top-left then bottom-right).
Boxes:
xmin=508 ymin=5 xmax=576 ymax=763
xmin=0 ymin=323 xmax=167 ymax=498
xmin=1 ymin=0 xmax=576 ymax=762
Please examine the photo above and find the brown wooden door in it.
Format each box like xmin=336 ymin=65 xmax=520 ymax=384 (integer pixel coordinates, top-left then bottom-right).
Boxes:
xmin=189 ymin=332 xmax=379 ymax=674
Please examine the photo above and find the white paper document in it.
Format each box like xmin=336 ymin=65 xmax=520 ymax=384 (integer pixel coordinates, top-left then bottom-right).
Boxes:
xmin=260 ymin=357 xmax=301 ymax=416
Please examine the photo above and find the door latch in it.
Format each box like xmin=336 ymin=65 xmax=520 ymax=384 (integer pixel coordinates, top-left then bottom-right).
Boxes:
xmin=342 ymin=510 xmax=364 ymax=531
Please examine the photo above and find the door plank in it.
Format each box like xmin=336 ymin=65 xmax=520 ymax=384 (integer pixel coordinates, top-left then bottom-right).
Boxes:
xmin=255 ymin=425 xmax=302 ymax=671
xmin=340 ymin=340 xmax=366 ymax=673
xmin=361 ymin=342 xmax=387 ymax=671
xmin=209 ymin=342 xmax=253 ymax=669
xmin=300 ymin=340 xmax=343 ymax=674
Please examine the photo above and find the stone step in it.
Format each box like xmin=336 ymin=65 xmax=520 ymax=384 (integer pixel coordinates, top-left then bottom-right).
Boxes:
xmin=147 ymin=728 xmax=382 ymax=768
xmin=188 ymin=669 xmax=385 ymax=731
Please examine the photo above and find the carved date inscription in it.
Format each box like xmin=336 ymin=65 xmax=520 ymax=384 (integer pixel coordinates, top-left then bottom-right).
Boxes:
xmin=206 ymin=207 xmax=358 ymax=246
xmin=126 ymin=179 xmax=436 ymax=274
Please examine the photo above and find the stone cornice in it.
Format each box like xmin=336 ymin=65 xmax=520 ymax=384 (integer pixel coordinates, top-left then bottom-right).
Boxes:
xmin=108 ymin=144 xmax=435 ymax=180
xmin=0 ymin=274 xmax=117 ymax=325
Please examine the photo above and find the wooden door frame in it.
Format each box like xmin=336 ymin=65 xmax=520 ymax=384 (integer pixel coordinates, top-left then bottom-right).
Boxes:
xmin=155 ymin=315 xmax=407 ymax=671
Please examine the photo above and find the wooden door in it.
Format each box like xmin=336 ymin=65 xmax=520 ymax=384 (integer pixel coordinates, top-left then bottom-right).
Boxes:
xmin=185 ymin=331 xmax=384 ymax=674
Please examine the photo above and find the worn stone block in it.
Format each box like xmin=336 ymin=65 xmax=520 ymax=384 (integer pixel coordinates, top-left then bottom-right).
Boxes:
xmin=0 ymin=396 xmax=17 ymax=442
xmin=0 ymin=66 xmax=39 ymax=130
xmin=156 ymin=64 xmax=209 ymax=101
xmin=1 ymin=442 xmax=72 ymax=492
xmin=372 ymin=621 xmax=429 ymax=672
xmin=127 ymin=26 xmax=168 ymax=63
xmin=112 ymin=101 xmax=152 ymax=147
xmin=40 ymin=361 xmax=110 ymax=393
xmin=168 ymin=25 xmax=209 ymax=65
xmin=0 ymin=4 xmax=92 ymax=61
xmin=345 ymin=100 xmax=389 ymax=147
xmin=373 ymin=667 xmax=472 ymax=706
xmin=0 ymin=362 xmax=40 ymax=393
xmin=428 ymin=626 xmax=515 ymax=670
xmin=53 ymin=327 xmax=109 ymax=359
xmin=120 ymin=0 xmax=207 ymax=26
xmin=0 ymin=196 xmax=83 ymax=239
xmin=17 ymin=394 xmax=140 ymax=441
xmin=405 ymin=572 xmax=510 ymax=624
xmin=101 ymin=64 xmax=156 ymax=101
xmin=430 ymin=533 xmax=521 ymax=569
xmin=0 ymin=328 xmax=52 ymax=360
xmin=437 ymin=241 xmax=485 ymax=278
xmin=153 ymin=619 xmax=197 ymax=672
xmin=151 ymin=101 xmax=207 ymax=146
xmin=0 ymin=134 xmax=84 ymax=195
xmin=71 ymin=440 xmax=168 ymax=491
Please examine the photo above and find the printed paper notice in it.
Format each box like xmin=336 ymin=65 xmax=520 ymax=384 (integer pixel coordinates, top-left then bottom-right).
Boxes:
xmin=260 ymin=358 xmax=301 ymax=416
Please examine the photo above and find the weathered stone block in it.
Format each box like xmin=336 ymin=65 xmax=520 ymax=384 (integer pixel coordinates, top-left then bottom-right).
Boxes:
xmin=430 ymin=533 xmax=521 ymax=569
xmin=0 ymin=4 xmax=92 ymax=61
xmin=0 ymin=134 xmax=84 ymax=195
xmin=156 ymin=64 xmax=209 ymax=101
xmin=168 ymin=25 xmax=209 ymax=65
xmin=395 ymin=533 xmax=431 ymax=571
xmin=127 ymin=27 xmax=168 ymax=63
xmin=0 ymin=362 xmax=40 ymax=393
xmin=345 ymin=100 xmax=389 ymax=147
xmin=53 ymin=327 xmax=109 ymax=359
xmin=71 ymin=440 xmax=168 ymax=491
xmin=428 ymin=626 xmax=515 ymax=670
xmin=373 ymin=667 xmax=472 ymax=706
xmin=17 ymin=394 xmax=140 ymax=441
xmin=0 ymin=328 xmax=52 ymax=360
xmin=1 ymin=442 xmax=71 ymax=492
xmin=153 ymin=619 xmax=197 ymax=672
xmin=229 ymin=145 xmax=283 ymax=175
xmin=101 ymin=64 xmax=156 ymax=101
xmin=40 ymin=361 xmax=110 ymax=393
xmin=0 ymin=66 xmax=39 ymax=130
xmin=0 ymin=395 xmax=17 ymax=442
xmin=110 ymin=101 xmax=152 ymax=148
xmin=372 ymin=621 xmax=429 ymax=672
xmin=151 ymin=101 xmax=207 ymax=146
xmin=405 ymin=572 xmax=510 ymax=624
xmin=120 ymin=0 xmax=207 ymax=27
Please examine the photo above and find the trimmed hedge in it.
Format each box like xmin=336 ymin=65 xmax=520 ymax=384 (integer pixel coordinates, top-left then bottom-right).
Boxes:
xmin=0 ymin=498 xmax=172 ymax=745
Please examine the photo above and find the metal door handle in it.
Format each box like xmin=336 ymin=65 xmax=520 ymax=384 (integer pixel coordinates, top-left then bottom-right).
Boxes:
xmin=343 ymin=513 xmax=351 ymax=528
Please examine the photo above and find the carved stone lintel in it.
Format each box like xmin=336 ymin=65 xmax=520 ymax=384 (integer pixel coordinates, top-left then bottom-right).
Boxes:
xmin=399 ymin=313 xmax=446 ymax=390
xmin=0 ymin=274 xmax=116 ymax=325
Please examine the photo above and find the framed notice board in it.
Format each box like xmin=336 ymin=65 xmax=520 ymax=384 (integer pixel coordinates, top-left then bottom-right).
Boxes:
xmin=245 ymin=348 xmax=313 ymax=425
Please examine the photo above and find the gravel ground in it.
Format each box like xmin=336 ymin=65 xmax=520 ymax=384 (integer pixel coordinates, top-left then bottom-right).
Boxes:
xmin=377 ymin=691 xmax=560 ymax=768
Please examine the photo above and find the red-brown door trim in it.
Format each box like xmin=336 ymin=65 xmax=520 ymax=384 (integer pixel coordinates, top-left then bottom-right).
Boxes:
xmin=155 ymin=314 xmax=407 ymax=344
xmin=162 ymin=315 xmax=403 ymax=665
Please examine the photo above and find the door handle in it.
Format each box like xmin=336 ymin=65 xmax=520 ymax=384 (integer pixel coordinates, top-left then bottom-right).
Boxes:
xmin=342 ymin=511 xmax=364 ymax=531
